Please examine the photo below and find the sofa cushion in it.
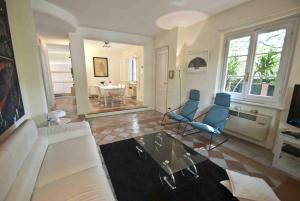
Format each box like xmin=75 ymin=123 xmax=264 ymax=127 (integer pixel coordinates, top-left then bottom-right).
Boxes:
xmin=35 ymin=135 xmax=101 ymax=188
xmin=226 ymin=170 xmax=280 ymax=201
xmin=32 ymin=167 xmax=115 ymax=201
xmin=38 ymin=121 xmax=92 ymax=144
xmin=220 ymin=180 xmax=252 ymax=201
xmin=5 ymin=136 xmax=48 ymax=201
xmin=0 ymin=120 xmax=39 ymax=201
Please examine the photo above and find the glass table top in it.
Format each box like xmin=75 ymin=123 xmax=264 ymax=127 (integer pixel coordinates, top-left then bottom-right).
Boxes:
xmin=134 ymin=131 xmax=206 ymax=175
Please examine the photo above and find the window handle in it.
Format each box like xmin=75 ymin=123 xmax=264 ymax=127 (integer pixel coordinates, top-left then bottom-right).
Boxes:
xmin=244 ymin=72 xmax=250 ymax=82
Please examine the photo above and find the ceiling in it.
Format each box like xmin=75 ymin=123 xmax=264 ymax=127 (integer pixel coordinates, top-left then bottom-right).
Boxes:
xmin=34 ymin=11 xmax=74 ymax=45
xmin=84 ymin=40 xmax=138 ymax=52
xmin=45 ymin=0 xmax=250 ymax=36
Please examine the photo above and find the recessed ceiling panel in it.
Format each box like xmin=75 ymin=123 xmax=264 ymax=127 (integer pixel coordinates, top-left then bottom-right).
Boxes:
xmin=45 ymin=0 xmax=250 ymax=36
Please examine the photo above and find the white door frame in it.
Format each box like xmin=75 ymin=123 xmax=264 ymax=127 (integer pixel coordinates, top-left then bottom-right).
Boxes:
xmin=155 ymin=46 xmax=169 ymax=113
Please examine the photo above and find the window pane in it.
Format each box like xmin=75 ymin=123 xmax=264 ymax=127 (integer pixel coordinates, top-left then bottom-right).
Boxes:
xmin=250 ymin=29 xmax=286 ymax=97
xmin=128 ymin=59 xmax=132 ymax=81
xmin=133 ymin=58 xmax=137 ymax=81
xmin=225 ymin=36 xmax=250 ymax=93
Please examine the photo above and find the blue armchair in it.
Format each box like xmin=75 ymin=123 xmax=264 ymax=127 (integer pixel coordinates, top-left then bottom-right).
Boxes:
xmin=161 ymin=89 xmax=200 ymax=127
xmin=184 ymin=93 xmax=231 ymax=150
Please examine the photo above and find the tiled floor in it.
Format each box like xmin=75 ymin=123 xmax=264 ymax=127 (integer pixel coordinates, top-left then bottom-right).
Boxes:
xmin=88 ymin=111 xmax=285 ymax=188
xmin=55 ymin=96 xmax=300 ymax=201
xmin=54 ymin=96 xmax=84 ymax=122
xmin=89 ymin=96 xmax=146 ymax=114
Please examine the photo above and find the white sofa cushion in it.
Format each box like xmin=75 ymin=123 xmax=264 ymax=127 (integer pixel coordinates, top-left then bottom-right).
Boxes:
xmin=0 ymin=120 xmax=40 ymax=201
xmin=32 ymin=167 xmax=115 ymax=201
xmin=225 ymin=170 xmax=280 ymax=201
xmin=35 ymin=135 xmax=101 ymax=188
xmin=5 ymin=136 xmax=48 ymax=201
xmin=38 ymin=121 xmax=92 ymax=144
xmin=220 ymin=180 xmax=252 ymax=201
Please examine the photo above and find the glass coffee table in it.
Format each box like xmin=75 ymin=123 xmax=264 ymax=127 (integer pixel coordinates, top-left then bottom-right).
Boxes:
xmin=135 ymin=131 xmax=207 ymax=190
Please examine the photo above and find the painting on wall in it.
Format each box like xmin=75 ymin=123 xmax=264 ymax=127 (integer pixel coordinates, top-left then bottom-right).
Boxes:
xmin=0 ymin=0 xmax=25 ymax=135
xmin=186 ymin=50 xmax=209 ymax=73
xmin=93 ymin=57 xmax=109 ymax=77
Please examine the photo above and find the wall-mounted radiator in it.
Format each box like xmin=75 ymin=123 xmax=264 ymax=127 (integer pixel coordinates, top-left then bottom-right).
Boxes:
xmin=225 ymin=109 xmax=272 ymax=141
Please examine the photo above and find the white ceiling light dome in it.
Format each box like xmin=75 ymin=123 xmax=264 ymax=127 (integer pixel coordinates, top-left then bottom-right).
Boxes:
xmin=156 ymin=10 xmax=208 ymax=30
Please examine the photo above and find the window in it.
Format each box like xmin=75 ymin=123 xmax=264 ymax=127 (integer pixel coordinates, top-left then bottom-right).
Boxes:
xmin=128 ymin=57 xmax=137 ymax=82
xmin=222 ymin=18 xmax=297 ymax=106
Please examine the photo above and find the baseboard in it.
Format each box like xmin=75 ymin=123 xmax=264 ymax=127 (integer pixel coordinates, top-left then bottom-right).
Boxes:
xmin=84 ymin=107 xmax=152 ymax=118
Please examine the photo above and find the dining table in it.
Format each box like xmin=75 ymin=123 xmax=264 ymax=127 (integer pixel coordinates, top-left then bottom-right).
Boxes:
xmin=99 ymin=85 xmax=125 ymax=106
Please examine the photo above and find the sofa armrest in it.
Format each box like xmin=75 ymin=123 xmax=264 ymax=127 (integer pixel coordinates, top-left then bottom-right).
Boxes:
xmin=38 ymin=121 xmax=93 ymax=144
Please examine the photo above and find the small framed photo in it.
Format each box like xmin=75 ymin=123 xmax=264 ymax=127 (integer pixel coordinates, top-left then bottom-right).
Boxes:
xmin=93 ymin=57 xmax=109 ymax=77
xmin=168 ymin=70 xmax=175 ymax=79
xmin=186 ymin=50 xmax=209 ymax=73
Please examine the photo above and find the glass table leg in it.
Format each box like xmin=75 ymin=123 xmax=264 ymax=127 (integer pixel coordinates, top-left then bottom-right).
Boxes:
xmin=160 ymin=160 xmax=176 ymax=190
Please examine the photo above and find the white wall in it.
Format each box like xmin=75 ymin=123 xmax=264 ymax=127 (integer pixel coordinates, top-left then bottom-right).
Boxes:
xmin=154 ymin=0 xmax=300 ymax=149
xmin=38 ymin=40 xmax=55 ymax=109
xmin=154 ymin=28 xmax=181 ymax=110
xmin=84 ymin=40 xmax=122 ymax=87
xmin=69 ymin=27 xmax=154 ymax=114
xmin=6 ymin=0 xmax=48 ymax=126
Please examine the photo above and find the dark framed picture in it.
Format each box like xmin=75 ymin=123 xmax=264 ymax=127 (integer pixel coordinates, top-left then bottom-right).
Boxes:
xmin=186 ymin=50 xmax=209 ymax=73
xmin=93 ymin=57 xmax=108 ymax=77
xmin=168 ymin=70 xmax=175 ymax=79
xmin=0 ymin=0 xmax=25 ymax=135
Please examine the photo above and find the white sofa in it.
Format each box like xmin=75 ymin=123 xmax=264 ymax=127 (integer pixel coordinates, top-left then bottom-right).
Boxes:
xmin=0 ymin=120 xmax=115 ymax=201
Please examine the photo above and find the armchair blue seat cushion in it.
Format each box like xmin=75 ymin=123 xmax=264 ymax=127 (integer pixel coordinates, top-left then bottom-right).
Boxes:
xmin=188 ymin=122 xmax=221 ymax=135
xmin=189 ymin=89 xmax=200 ymax=101
xmin=179 ymin=100 xmax=199 ymax=121
xmin=202 ymin=105 xmax=229 ymax=132
xmin=166 ymin=112 xmax=190 ymax=122
xmin=214 ymin=93 xmax=230 ymax=107
xmin=188 ymin=93 xmax=231 ymax=134
xmin=163 ymin=89 xmax=200 ymax=124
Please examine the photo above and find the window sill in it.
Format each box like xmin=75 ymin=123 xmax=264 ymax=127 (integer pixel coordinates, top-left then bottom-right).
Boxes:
xmin=231 ymin=99 xmax=284 ymax=110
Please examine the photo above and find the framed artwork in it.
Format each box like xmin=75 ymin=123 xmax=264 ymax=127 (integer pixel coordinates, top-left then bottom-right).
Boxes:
xmin=186 ymin=50 xmax=209 ymax=73
xmin=168 ymin=70 xmax=175 ymax=79
xmin=93 ymin=57 xmax=108 ymax=77
xmin=0 ymin=0 xmax=25 ymax=135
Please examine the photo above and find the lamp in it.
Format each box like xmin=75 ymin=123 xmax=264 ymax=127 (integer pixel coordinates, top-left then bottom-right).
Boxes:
xmin=102 ymin=41 xmax=111 ymax=48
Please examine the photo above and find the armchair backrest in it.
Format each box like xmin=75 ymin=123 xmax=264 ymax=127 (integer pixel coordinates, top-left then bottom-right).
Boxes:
xmin=203 ymin=93 xmax=231 ymax=132
xmin=180 ymin=89 xmax=200 ymax=121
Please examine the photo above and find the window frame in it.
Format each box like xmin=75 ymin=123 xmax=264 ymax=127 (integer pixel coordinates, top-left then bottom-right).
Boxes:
xmin=221 ymin=17 xmax=298 ymax=107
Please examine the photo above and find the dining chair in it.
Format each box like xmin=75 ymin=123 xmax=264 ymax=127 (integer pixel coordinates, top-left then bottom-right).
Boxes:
xmin=109 ymin=88 xmax=122 ymax=106
xmin=97 ymin=86 xmax=105 ymax=104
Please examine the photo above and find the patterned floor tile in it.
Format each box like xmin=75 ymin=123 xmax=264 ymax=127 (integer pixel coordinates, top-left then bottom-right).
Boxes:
xmin=54 ymin=96 xmax=295 ymax=198
xmin=210 ymin=158 xmax=228 ymax=169
xmin=208 ymin=150 xmax=224 ymax=159
xmin=226 ymin=160 xmax=247 ymax=172
xmin=103 ymin=135 xmax=116 ymax=141
xmin=119 ymin=132 xmax=130 ymax=138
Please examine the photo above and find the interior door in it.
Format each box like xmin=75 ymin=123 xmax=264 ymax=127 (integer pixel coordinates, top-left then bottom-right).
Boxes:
xmin=155 ymin=47 xmax=168 ymax=113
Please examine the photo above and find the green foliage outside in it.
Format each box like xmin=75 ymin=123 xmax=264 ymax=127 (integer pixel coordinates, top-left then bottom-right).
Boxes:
xmin=253 ymin=49 xmax=280 ymax=85
xmin=226 ymin=49 xmax=281 ymax=92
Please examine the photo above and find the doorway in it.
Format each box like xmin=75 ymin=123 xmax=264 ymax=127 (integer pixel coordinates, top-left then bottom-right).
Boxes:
xmin=83 ymin=40 xmax=146 ymax=114
xmin=155 ymin=47 xmax=169 ymax=113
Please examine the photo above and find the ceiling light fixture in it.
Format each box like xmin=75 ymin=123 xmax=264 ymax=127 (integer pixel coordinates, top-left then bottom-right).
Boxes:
xmin=171 ymin=0 xmax=185 ymax=6
xmin=102 ymin=41 xmax=111 ymax=48
xmin=156 ymin=10 xmax=207 ymax=30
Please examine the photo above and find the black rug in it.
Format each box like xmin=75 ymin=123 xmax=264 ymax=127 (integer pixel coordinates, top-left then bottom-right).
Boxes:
xmin=100 ymin=138 xmax=237 ymax=201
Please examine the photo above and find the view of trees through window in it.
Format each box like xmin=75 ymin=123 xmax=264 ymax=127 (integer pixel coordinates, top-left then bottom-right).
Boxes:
xmin=225 ymin=29 xmax=287 ymax=97
xmin=225 ymin=36 xmax=250 ymax=93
